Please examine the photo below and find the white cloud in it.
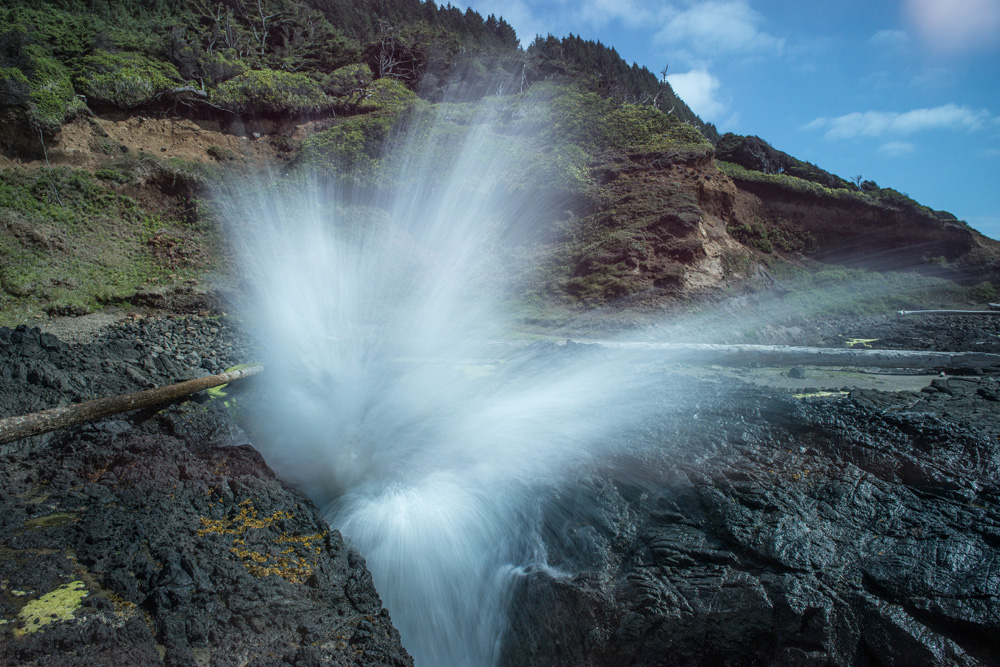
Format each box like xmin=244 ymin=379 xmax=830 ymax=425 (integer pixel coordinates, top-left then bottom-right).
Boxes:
xmin=986 ymin=148 xmax=1000 ymax=157
xmin=667 ymin=69 xmax=726 ymax=121
xmin=910 ymin=66 xmax=953 ymax=88
xmin=906 ymin=0 xmax=1000 ymax=54
xmin=879 ymin=141 xmax=915 ymax=156
xmin=655 ymin=1 xmax=784 ymax=57
xmin=806 ymin=104 xmax=992 ymax=139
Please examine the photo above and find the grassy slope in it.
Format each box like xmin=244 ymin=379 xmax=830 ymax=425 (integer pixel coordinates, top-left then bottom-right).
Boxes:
xmin=0 ymin=159 xmax=219 ymax=326
xmin=1 ymin=0 xmax=996 ymax=330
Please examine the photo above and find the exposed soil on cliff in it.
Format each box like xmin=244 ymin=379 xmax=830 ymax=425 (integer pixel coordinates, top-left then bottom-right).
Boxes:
xmin=0 ymin=113 xmax=332 ymax=171
xmin=731 ymin=179 xmax=1000 ymax=286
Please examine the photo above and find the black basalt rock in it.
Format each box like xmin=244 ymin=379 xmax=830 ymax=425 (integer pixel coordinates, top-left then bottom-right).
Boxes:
xmin=499 ymin=377 xmax=1000 ymax=666
xmin=0 ymin=324 xmax=411 ymax=667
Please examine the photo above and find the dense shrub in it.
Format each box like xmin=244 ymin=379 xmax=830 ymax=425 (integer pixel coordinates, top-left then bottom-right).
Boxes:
xmin=717 ymin=133 xmax=851 ymax=189
xmin=25 ymin=52 xmax=85 ymax=131
xmin=539 ymin=84 xmax=712 ymax=158
xmin=75 ymin=50 xmax=181 ymax=109
xmin=321 ymin=63 xmax=374 ymax=112
xmin=0 ymin=66 xmax=31 ymax=108
xmin=1 ymin=24 xmax=84 ymax=132
xmin=212 ymin=68 xmax=329 ymax=115
xmin=717 ymin=161 xmax=873 ymax=205
xmin=299 ymin=77 xmax=418 ymax=176
xmin=359 ymin=76 xmax=418 ymax=113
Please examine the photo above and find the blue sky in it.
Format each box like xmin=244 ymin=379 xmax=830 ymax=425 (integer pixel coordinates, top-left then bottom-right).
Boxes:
xmin=454 ymin=0 xmax=1000 ymax=240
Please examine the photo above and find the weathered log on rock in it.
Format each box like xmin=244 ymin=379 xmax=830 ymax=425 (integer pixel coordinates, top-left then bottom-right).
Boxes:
xmin=0 ymin=365 xmax=262 ymax=445
xmin=580 ymin=342 xmax=1000 ymax=369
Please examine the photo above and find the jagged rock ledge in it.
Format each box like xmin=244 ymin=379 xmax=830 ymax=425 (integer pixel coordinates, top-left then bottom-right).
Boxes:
xmin=0 ymin=324 xmax=412 ymax=666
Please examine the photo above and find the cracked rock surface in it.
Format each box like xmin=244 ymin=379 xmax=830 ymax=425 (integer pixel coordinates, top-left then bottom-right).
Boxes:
xmin=499 ymin=356 xmax=1000 ymax=666
xmin=0 ymin=323 xmax=411 ymax=667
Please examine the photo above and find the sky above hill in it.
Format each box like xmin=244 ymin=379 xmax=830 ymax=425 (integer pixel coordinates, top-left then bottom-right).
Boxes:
xmin=455 ymin=0 xmax=1000 ymax=240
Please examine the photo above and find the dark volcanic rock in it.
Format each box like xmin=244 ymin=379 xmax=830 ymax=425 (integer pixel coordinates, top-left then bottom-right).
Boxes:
xmin=499 ymin=374 xmax=1000 ymax=667
xmin=0 ymin=326 xmax=411 ymax=666
xmin=4 ymin=314 xmax=1000 ymax=666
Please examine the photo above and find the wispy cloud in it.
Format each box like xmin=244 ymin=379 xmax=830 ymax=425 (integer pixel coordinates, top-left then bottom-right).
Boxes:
xmin=667 ymin=69 xmax=726 ymax=120
xmin=806 ymin=104 xmax=992 ymax=139
xmin=869 ymin=29 xmax=910 ymax=53
xmin=905 ymin=0 xmax=1000 ymax=54
xmin=879 ymin=141 xmax=916 ymax=156
xmin=655 ymin=1 xmax=784 ymax=57
xmin=573 ymin=0 xmax=655 ymax=29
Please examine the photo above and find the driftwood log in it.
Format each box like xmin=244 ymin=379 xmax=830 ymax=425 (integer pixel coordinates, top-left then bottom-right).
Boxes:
xmin=0 ymin=365 xmax=262 ymax=446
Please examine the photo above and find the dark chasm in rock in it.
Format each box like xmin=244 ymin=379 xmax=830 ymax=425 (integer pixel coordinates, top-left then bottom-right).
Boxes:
xmin=2 ymin=321 xmax=1000 ymax=665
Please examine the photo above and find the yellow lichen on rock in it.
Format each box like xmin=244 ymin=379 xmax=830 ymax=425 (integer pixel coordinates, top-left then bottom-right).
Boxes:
xmin=196 ymin=499 xmax=326 ymax=583
xmin=196 ymin=499 xmax=293 ymax=536
xmin=15 ymin=580 xmax=87 ymax=637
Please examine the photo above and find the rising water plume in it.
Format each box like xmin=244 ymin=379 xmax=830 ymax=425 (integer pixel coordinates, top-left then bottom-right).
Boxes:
xmin=221 ymin=98 xmax=666 ymax=665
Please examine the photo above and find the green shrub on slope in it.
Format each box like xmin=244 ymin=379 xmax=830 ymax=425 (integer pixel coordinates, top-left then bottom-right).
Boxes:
xmin=0 ymin=166 xmax=217 ymax=325
xmin=75 ymin=50 xmax=181 ymax=109
xmin=212 ymin=68 xmax=330 ymax=115
xmin=299 ymin=78 xmax=418 ymax=178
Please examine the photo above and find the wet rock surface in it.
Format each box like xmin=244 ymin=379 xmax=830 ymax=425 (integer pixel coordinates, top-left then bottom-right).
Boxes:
xmin=499 ymin=346 xmax=1000 ymax=666
xmin=0 ymin=321 xmax=411 ymax=666
xmin=809 ymin=313 xmax=1000 ymax=355
xmin=3 ymin=313 xmax=999 ymax=666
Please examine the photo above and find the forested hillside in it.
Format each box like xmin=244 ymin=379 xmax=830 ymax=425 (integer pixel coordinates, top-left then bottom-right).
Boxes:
xmin=0 ymin=0 xmax=996 ymax=327
xmin=0 ymin=0 xmax=708 ymax=134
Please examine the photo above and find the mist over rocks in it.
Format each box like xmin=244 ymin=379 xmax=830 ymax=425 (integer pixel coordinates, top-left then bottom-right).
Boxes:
xmin=0 ymin=322 xmax=412 ymax=666
xmin=498 ymin=351 xmax=1000 ymax=667
xmin=4 ymin=312 xmax=1000 ymax=665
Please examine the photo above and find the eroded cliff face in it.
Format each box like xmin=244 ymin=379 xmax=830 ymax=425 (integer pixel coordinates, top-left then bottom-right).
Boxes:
xmin=0 ymin=114 xmax=312 ymax=170
xmin=5 ymin=113 xmax=998 ymax=318
xmin=731 ymin=179 xmax=1000 ymax=284
xmin=552 ymin=152 xmax=756 ymax=310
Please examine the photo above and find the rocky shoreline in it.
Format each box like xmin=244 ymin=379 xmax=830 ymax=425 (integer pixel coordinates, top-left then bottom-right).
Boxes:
xmin=2 ymin=313 xmax=999 ymax=665
xmin=501 ymin=362 xmax=1000 ymax=666
xmin=0 ymin=321 xmax=412 ymax=666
